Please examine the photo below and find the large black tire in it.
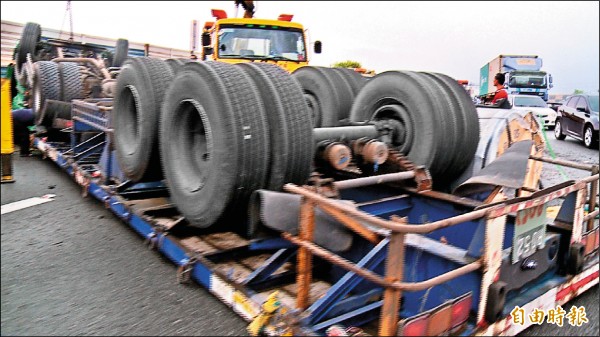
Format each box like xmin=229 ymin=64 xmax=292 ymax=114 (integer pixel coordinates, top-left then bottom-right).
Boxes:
xmin=319 ymin=67 xmax=355 ymax=122
xmin=427 ymin=72 xmax=480 ymax=177
xmin=15 ymin=22 xmax=41 ymax=85
xmin=426 ymin=72 xmax=476 ymax=184
xmin=165 ymin=58 xmax=192 ymax=75
xmin=32 ymin=61 xmax=60 ymax=127
xmin=57 ymin=62 xmax=82 ymax=102
xmin=332 ymin=68 xmax=368 ymax=97
xmin=292 ymin=66 xmax=341 ymax=127
xmin=160 ymin=61 xmax=270 ymax=228
xmin=113 ymin=57 xmax=174 ymax=182
xmin=554 ymin=118 xmax=566 ymax=140
xmin=111 ymin=38 xmax=129 ymax=67
xmin=237 ymin=62 xmax=313 ymax=190
xmin=350 ymin=71 xmax=442 ymax=176
xmin=203 ymin=61 xmax=270 ymax=212
xmin=411 ymin=72 xmax=456 ymax=181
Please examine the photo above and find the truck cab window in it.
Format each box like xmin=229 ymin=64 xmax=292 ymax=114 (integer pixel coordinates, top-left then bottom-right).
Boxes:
xmin=216 ymin=25 xmax=306 ymax=61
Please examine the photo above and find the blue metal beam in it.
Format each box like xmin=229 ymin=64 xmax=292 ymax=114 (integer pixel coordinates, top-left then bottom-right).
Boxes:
xmin=243 ymin=248 xmax=297 ymax=285
xmin=307 ymin=238 xmax=389 ymax=324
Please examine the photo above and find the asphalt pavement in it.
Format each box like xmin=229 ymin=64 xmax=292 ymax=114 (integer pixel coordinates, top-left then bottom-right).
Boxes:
xmin=1 ymin=130 xmax=598 ymax=336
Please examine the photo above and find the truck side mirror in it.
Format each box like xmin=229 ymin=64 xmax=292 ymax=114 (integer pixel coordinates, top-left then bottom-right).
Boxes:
xmin=201 ymin=32 xmax=211 ymax=47
xmin=314 ymin=40 xmax=322 ymax=54
xmin=549 ymin=74 xmax=554 ymax=88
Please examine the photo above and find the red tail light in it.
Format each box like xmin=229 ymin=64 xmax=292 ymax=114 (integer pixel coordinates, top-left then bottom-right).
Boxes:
xmin=399 ymin=293 xmax=472 ymax=336
xmin=451 ymin=293 xmax=473 ymax=329
xmin=399 ymin=313 xmax=428 ymax=336
xmin=427 ymin=303 xmax=453 ymax=336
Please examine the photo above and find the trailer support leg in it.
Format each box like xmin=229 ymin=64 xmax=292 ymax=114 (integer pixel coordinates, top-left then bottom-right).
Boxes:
xmin=296 ymin=196 xmax=315 ymax=310
xmin=378 ymin=217 xmax=406 ymax=336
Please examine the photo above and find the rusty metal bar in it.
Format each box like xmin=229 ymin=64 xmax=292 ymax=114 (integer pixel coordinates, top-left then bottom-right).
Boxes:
xmin=529 ymin=155 xmax=596 ymax=172
xmin=583 ymin=209 xmax=599 ymax=223
xmin=588 ymin=165 xmax=599 ymax=231
xmin=285 ymin=183 xmax=489 ymax=234
xmin=296 ymin=197 xmax=315 ymax=310
xmin=317 ymin=203 xmax=380 ymax=244
xmin=51 ymin=57 xmax=112 ymax=80
xmin=333 ymin=171 xmax=415 ymax=190
xmin=283 ymin=233 xmax=482 ymax=291
xmin=379 ymin=218 xmax=405 ymax=336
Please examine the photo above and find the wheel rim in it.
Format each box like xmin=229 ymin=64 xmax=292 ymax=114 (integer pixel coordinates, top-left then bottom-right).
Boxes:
xmin=584 ymin=127 xmax=592 ymax=146
xmin=554 ymin=121 xmax=561 ymax=138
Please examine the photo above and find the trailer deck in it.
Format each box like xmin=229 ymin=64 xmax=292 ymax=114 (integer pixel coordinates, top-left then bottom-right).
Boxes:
xmin=30 ymin=130 xmax=599 ymax=336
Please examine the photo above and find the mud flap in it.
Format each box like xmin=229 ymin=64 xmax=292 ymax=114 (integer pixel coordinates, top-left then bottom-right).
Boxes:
xmin=485 ymin=281 xmax=508 ymax=324
xmin=453 ymin=140 xmax=533 ymax=198
xmin=248 ymin=189 xmax=355 ymax=252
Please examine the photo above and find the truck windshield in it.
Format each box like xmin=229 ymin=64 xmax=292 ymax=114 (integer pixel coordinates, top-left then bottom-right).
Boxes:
xmin=513 ymin=96 xmax=547 ymax=108
xmin=217 ymin=24 xmax=306 ymax=61
xmin=508 ymin=73 xmax=547 ymax=88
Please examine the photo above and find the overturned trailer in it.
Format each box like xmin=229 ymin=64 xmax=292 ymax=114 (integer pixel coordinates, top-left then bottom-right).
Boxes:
xmin=23 ymin=53 xmax=598 ymax=337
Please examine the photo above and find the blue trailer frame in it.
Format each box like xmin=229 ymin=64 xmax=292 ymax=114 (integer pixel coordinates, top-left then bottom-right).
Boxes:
xmin=30 ymin=99 xmax=599 ymax=336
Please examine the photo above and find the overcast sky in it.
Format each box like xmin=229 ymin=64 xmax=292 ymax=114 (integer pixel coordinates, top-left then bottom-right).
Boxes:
xmin=1 ymin=1 xmax=598 ymax=94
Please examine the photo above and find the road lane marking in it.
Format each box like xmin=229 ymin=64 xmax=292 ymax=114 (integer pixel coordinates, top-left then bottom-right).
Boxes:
xmin=1 ymin=194 xmax=56 ymax=215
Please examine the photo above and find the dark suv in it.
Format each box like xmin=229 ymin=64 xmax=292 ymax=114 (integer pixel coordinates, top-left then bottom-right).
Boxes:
xmin=555 ymin=94 xmax=599 ymax=148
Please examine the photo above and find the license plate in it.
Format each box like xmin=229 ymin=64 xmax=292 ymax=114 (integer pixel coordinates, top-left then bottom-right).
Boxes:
xmin=514 ymin=227 xmax=546 ymax=262
xmin=512 ymin=203 xmax=548 ymax=264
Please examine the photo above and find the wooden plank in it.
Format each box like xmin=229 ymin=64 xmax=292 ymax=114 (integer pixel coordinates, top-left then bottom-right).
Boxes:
xmin=214 ymin=262 xmax=253 ymax=284
xmin=284 ymin=280 xmax=331 ymax=305
xmin=201 ymin=232 xmax=249 ymax=250
xmin=240 ymin=254 xmax=292 ymax=276
xmin=179 ymin=236 xmax=218 ymax=255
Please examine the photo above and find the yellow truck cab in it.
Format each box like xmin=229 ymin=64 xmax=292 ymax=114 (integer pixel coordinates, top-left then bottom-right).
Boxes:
xmin=200 ymin=9 xmax=321 ymax=73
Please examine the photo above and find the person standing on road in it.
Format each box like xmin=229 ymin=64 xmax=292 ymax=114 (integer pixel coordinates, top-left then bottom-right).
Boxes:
xmin=491 ymin=72 xmax=508 ymax=104
xmin=11 ymin=91 xmax=35 ymax=157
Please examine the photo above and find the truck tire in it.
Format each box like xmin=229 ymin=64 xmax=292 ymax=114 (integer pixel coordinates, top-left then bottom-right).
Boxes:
xmin=15 ymin=22 xmax=41 ymax=85
xmin=165 ymin=58 xmax=191 ymax=75
xmin=32 ymin=61 xmax=60 ymax=127
xmin=419 ymin=71 xmax=481 ymax=186
xmin=292 ymin=66 xmax=341 ymax=127
xmin=412 ymin=72 xmax=456 ymax=181
xmin=58 ymin=62 xmax=83 ymax=102
xmin=428 ymin=72 xmax=480 ymax=176
xmin=320 ymin=67 xmax=355 ymax=122
xmin=113 ymin=57 xmax=174 ymax=182
xmin=237 ymin=62 xmax=313 ymax=190
xmin=419 ymin=72 xmax=461 ymax=182
xmin=349 ymin=71 xmax=441 ymax=176
xmin=160 ymin=61 xmax=269 ymax=228
xmin=205 ymin=61 xmax=270 ymax=211
xmin=332 ymin=68 xmax=368 ymax=97
xmin=111 ymin=39 xmax=129 ymax=67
